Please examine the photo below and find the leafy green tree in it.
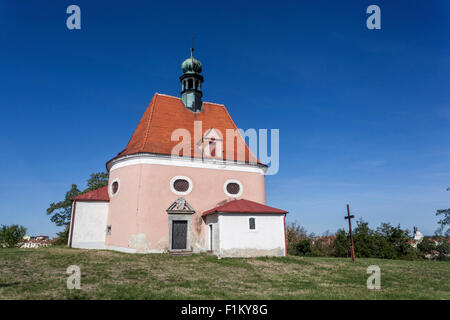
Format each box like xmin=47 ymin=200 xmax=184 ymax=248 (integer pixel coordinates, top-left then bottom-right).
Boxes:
xmin=376 ymin=223 xmax=412 ymax=259
xmin=47 ymin=172 xmax=109 ymax=244
xmin=286 ymin=221 xmax=309 ymax=255
xmin=435 ymin=187 xmax=450 ymax=236
xmin=0 ymin=225 xmax=27 ymax=248
xmin=47 ymin=184 xmax=81 ymax=228
xmin=86 ymin=172 xmax=109 ymax=192
xmin=294 ymin=239 xmax=313 ymax=256
xmin=353 ymin=219 xmax=377 ymax=258
xmin=333 ymin=229 xmax=350 ymax=257
xmin=333 ymin=220 xmax=414 ymax=259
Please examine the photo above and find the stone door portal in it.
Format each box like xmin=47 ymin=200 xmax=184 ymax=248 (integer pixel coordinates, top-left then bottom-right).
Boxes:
xmin=172 ymin=220 xmax=187 ymax=250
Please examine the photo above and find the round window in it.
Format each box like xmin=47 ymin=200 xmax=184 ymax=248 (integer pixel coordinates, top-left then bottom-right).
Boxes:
xmin=173 ymin=179 xmax=189 ymax=192
xmin=226 ymin=182 xmax=240 ymax=195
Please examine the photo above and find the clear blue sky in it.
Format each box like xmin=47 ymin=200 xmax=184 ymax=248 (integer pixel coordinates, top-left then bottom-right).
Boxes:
xmin=1 ymin=0 xmax=449 ymax=237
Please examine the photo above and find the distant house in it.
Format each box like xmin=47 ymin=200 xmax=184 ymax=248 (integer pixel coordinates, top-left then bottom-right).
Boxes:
xmin=19 ymin=235 xmax=50 ymax=249
xmin=311 ymin=235 xmax=336 ymax=246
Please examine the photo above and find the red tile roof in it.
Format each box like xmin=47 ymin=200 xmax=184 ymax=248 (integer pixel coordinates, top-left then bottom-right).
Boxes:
xmin=107 ymin=93 xmax=261 ymax=166
xmin=72 ymin=186 xmax=109 ymax=202
xmin=202 ymin=199 xmax=287 ymax=216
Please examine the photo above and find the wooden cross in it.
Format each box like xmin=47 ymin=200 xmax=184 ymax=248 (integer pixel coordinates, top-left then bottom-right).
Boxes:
xmin=345 ymin=204 xmax=356 ymax=262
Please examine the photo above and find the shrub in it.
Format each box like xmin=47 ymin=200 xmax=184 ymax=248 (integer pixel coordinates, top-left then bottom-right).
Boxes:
xmin=332 ymin=229 xmax=350 ymax=257
xmin=0 ymin=225 xmax=27 ymax=248
xmin=53 ymin=225 xmax=69 ymax=246
xmin=294 ymin=240 xmax=314 ymax=256
xmin=286 ymin=222 xmax=309 ymax=255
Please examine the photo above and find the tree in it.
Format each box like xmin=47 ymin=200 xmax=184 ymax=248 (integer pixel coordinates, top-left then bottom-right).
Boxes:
xmin=435 ymin=187 xmax=450 ymax=236
xmin=0 ymin=225 xmax=27 ymax=248
xmin=294 ymin=239 xmax=313 ymax=256
xmin=47 ymin=184 xmax=81 ymax=228
xmin=46 ymin=172 xmax=109 ymax=244
xmin=86 ymin=172 xmax=109 ymax=192
xmin=333 ymin=228 xmax=350 ymax=257
xmin=376 ymin=223 xmax=412 ymax=259
xmin=285 ymin=221 xmax=310 ymax=255
xmin=353 ymin=219 xmax=377 ymax=258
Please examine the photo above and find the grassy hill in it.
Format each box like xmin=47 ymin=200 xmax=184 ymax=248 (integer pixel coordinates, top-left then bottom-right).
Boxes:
xmin=0 ymin=246 xmax=449 ymax=299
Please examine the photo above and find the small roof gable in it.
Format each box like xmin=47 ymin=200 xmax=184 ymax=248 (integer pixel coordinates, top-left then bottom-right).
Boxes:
xmin=72 ymin=186 xmax=109 ymax=202
xmin=202 ymin=199 xmax=287 ymax=216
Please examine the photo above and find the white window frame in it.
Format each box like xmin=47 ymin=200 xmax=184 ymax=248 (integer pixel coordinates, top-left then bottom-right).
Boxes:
xmin=223 ymin=179 xmax=243 ymax=198
xmin=170 ymin=176 xmax=193 ymax=196
xmin=109 ymin=178 xmax=120 ymax=198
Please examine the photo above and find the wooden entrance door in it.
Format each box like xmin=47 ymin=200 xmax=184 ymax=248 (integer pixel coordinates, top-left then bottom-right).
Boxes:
xmin=172 ymin=220 xmax=187 ymax=250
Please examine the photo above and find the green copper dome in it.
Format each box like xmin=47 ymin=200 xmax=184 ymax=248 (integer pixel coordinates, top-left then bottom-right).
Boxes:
xmin=181 ymin=48 xmax=202 ymax=74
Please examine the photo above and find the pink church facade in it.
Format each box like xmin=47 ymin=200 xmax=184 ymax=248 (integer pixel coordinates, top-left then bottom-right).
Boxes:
xmin=69 ymin=50 xmax=287 ymax=257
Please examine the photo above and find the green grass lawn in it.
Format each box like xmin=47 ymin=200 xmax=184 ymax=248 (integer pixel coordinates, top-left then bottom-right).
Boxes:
xmin=0 ymin=246 xmax=449 ymax=299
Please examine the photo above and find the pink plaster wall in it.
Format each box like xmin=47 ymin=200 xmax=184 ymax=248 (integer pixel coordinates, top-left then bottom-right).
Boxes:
xmin=105 ymin=161 xmax=266 ymax=252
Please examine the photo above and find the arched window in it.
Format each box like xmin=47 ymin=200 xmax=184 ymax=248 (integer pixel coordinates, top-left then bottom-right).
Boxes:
xmin=188 ymin=79 xmax=193 ymax=89
xmin=209 ymin=138 xmax=216 ymax=157
xmin=249 ymin=218 xmax=256 ymax=230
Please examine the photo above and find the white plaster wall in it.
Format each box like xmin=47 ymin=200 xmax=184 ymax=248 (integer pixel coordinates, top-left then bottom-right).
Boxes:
xmin=72 ymin=201 xmax=108 ymax=249
xmin=218 ymin=213 xmax=285 ymax=257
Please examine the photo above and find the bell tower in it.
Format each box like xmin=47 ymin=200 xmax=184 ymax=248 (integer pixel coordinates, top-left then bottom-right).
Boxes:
xmin=180 ymin=47 xmax=204 ymax=112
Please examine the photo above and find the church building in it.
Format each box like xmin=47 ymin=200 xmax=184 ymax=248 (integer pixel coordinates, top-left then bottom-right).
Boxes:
xmin=68 ymin=49 xmax=288 ymax=257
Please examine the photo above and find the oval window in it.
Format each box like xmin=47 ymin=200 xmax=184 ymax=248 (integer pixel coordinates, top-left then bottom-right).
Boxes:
xmin=224 ymin=180 xmax=243 ymax=197
xmin=111 ymin=181 xmax=119 ymax=194
xmin=170 ymin=176 xmax=193 ymax=195
xmin=109 ymin=178 xmax=120 ymax=198
xmin=226 ymin=182 xmax=240 ymax=195
xmin=173 ymin=179 xmax=189 ymax=192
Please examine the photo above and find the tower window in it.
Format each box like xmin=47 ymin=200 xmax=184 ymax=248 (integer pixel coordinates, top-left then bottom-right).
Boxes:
xmin=249 ymin=218 xmax=256 ymax=230
xmin=112 ymin=181 xmax=119 ymax=194
xmin=109 ymin=178 xmax=120 ymax=198
xmin=188 ymin=79 xmax=193 ymax=89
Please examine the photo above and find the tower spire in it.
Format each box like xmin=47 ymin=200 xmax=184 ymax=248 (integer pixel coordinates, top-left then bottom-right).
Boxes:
xmin=180 ymin=43 xmax=204 ymax=112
